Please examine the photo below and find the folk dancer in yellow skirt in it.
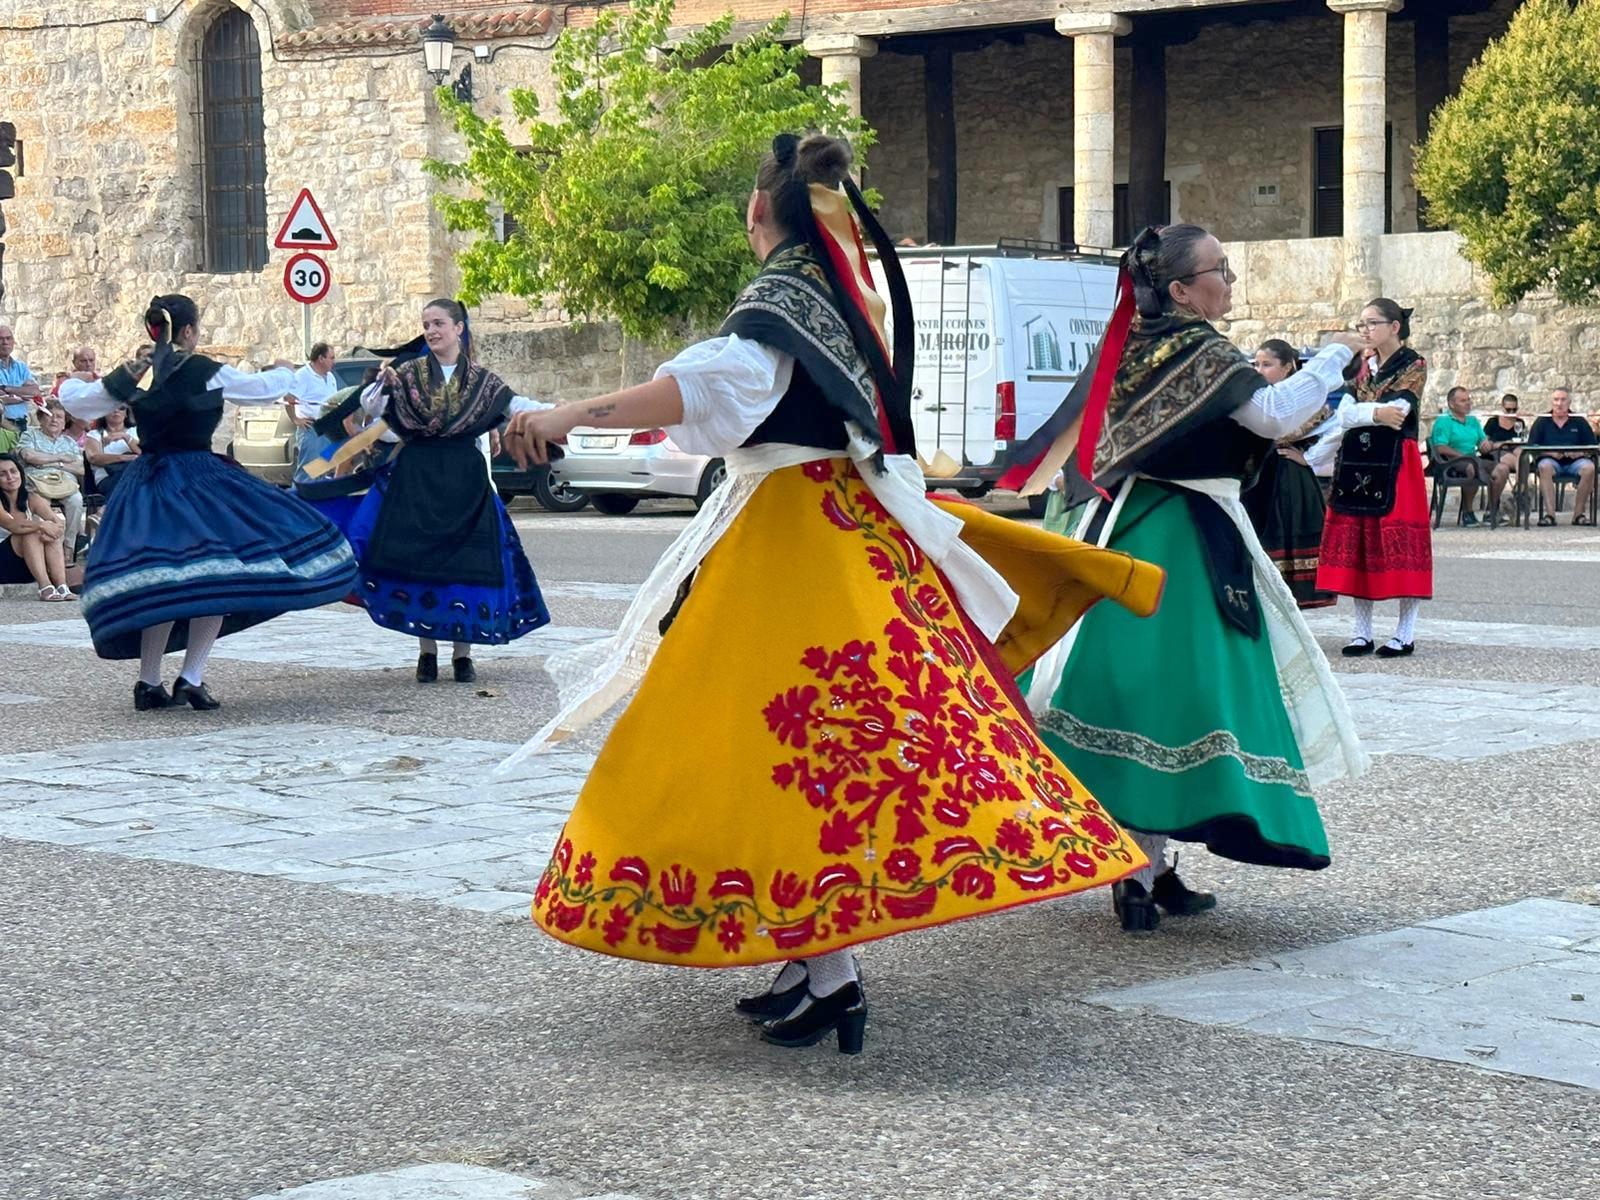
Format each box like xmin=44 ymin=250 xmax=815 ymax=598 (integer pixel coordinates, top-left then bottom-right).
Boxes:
xmin=502 ymin=134 xmax=1165 ymax=1054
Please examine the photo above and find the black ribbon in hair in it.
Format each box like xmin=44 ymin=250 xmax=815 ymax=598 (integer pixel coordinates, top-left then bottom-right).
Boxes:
xmin=357 ymin=334 xmax=428 ymax=367
xmin=1127 ymin=226 xmax=1167 ymax=319
xmin=772 ymin=132 xmax=799 ymax=166
xmin=1399 ymin=306 xmax=1415 ymax=341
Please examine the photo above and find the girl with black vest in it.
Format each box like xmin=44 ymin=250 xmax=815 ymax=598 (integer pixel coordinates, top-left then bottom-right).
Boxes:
xmin=57 ymin=294 xmax=357 ymax=710
xmin=338 ymin=299 xmax=550 ymax=684
xmin=498 ymin=134 xmax=1164 ymax=1054
xmin=1316 ymin=298 xmax=1432 ymax=657
xmin=1003 ymin=224 xmax=1370 ymax=932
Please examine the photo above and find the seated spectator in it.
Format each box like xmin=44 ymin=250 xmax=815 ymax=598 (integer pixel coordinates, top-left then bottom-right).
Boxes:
xmin=1529 ymin=388 xmax=1597 ymax=525
xmin=0 ymin=454 xmax=73 ymax=599
xmin=0 ymin=325 xmax=41 ymax=433
xmin=84 ymin=404 xmax=140 ymax=500
xmin=17 ymin=405 xmax=87 ymax=559
xmin=1481 ymin=393 xmax=1524 ymax=515
xmin=1428 ymin=386 xmax=1488 ymax=525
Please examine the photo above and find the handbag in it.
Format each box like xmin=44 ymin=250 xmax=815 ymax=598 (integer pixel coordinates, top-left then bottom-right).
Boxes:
xmin=30 ymin=468 xmax=80 ymax=502
xmin=1329 ymin=426 xmax=1404 ymax=517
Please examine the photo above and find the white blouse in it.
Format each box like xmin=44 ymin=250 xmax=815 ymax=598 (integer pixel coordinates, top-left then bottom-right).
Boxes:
xmin=654 ymin=335 xmax=1352 ymax=456
xmin=57 ymin=365 xmax=297 ymax=422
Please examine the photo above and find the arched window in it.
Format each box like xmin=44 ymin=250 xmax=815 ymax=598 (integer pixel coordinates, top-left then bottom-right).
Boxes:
xmin=198 ymin=6 xmax=268 ymax=273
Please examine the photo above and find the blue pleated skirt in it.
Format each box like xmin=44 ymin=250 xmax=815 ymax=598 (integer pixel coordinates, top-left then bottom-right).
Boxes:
xmin=345 ymin=471 xmax=549 ymax=645
xmin=81 ymin=451 xmax=359 ymax=659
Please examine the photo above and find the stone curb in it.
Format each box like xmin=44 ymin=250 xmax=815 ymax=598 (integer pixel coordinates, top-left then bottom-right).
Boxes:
xmin=245 ymin=1162 xmax=655 ymax=1199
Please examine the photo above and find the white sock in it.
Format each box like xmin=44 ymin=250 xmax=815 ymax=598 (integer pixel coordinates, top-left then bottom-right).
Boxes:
xmin=419 ymin=637 xmax=438 ymax=656
xmin=801 ymin=948 xmax=859 ymax=999
xmin=179 ymin=615 xmax=224 ymax=685
xmin=770 ymin=961 xmax=806 ymax=993
xmin=1394 ymin=598 xmax=1421 ymax=645
xmin=139 ymin=623 xmax=173 ymax=687
xmin=137 ymin=624 xmax=172 ymax=691
xmin=1130 ymin=830 xmax=1169 ymax=889
xmin=452 ymin=640 xmax=471 ymax=661
xmin=1352 ymin=598 xmax=1375 ymax=642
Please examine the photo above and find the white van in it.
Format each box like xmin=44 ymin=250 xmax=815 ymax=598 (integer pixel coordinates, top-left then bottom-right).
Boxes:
xmin=880 ymin=242 xmax=1119 ymax=511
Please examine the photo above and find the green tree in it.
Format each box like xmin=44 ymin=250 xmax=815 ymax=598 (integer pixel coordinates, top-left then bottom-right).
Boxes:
xmin=1416 ymin=0 xmax=1600 ymax=306
xmin=428 ymin=0 xmax=874 ymax=342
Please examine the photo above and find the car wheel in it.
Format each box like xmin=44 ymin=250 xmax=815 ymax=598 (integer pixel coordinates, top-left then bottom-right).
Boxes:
xmin=591 ymin=493 xmax=641 ymax=516
xmin=533 ymin=472 xmax=590 ymax=514
xmin=694 ymin=459 xmax=727 ymax=510
xmin=1026 ymin=492 xmax=1049 ymax=519
xmin=958 ymin=485 xmax=992 ymax=499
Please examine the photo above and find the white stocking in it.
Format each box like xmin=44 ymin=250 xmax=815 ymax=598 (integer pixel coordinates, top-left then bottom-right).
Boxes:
xmin=139 ymin=622 xmax=173 ymax=686
xmin=775 ymin=948 xmax=862 ymax=1022
xmin=419 ymin=637 xmax=439 ymax=656
xmin=1352 ymin=598 xmax=1375 ymax=642
xmin=179 ymin=615 xmax=224 ymax=685
xmin=1130 ymin=830 xmax=1169 ymax=889
xmin=1394 ymin=598 xmax=1421 ymax=645
xmin=452 ymin=640 xmax=471 ymax=661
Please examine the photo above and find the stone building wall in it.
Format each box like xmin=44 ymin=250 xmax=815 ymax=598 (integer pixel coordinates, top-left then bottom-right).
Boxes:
xmin=1222 ymin=231 xmax=1600 ymax=415
xmin=0 ymin=0 xmax=558 ymax=379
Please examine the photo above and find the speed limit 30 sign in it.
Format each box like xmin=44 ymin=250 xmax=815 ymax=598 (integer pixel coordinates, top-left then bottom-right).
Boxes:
xmin=283 ymin=251 xmax=331 ymax=305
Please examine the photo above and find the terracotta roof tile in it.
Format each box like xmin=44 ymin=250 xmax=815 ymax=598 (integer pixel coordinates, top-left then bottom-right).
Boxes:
xmin=279 ymin=6 xmax=556 ymax=53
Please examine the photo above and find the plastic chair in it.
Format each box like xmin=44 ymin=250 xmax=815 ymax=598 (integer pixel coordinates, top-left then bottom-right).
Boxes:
xmin=1428 ymin=456 xmax=1481 ymax=528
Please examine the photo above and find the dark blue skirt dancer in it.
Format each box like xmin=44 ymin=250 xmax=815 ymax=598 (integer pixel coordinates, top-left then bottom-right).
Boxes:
xmin=58 ymin=294 xmax=358 ymax=711
xmin=338 ymin=298 xmax=549 ymax=684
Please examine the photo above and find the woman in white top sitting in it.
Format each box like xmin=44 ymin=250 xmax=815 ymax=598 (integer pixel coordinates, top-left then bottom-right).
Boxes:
xmin=0 ymin=453 xmax=72 ymax=599
xmin=84 ymin=403 xmax=140 ymax=498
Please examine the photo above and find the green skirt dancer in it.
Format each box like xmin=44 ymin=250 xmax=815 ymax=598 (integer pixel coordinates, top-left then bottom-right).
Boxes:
xmin=1029 ymin=482 xmax=1333 ymax=870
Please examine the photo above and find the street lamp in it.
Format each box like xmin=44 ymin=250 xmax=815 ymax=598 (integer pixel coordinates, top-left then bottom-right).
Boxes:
xmin=421 ymin=14 xmax=473 ymax=103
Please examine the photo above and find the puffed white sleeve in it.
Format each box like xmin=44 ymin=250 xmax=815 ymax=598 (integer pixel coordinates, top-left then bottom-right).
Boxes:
xmin=213 ymin=364 xmax=298 ymax=405
xmin=56 ymin=377 xmax=119 ymax=422
xmin=656 ymin=335 xmax=795 ymax=457
xmin=509 ymin=395 xmax=552 ymax=415
xmin=1229 ymin=343 xmax=1354 ymax=438
xmin=1339 ymin=394 xmax=1412 ymax=428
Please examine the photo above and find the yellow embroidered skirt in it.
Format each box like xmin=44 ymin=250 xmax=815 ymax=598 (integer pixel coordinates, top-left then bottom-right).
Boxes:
xmin=532 ymin=459 xmax=1164 ymax=966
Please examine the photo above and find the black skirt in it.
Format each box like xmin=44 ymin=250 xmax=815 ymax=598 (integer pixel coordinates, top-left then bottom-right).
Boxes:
xmin=1243 ymin=450 xmax=1336 ymax=610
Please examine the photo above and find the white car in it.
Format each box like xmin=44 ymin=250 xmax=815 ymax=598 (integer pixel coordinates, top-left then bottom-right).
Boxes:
xmin=556 ymin=426 xmax=726 ymax=514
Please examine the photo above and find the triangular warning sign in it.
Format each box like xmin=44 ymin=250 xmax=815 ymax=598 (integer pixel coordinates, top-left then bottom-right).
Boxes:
xmin=274 ymin=188 xmax=338 ymax=250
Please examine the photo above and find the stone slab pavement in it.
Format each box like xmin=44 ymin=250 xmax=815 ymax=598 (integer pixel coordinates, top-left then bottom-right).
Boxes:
xmin=0 ymin=724 xmax=593 ymax=916
xmin=1089 ymin=898 xmax=1600 ymax=1091
xmin=246 ymin=1163 xmax=645 ymax=1200
xmin=0 ymin=609 xmax=611 ymax=671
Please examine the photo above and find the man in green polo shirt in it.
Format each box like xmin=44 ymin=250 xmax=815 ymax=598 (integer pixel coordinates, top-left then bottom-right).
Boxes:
xmin=1429 ymin=385 xmax=1488 ymax=525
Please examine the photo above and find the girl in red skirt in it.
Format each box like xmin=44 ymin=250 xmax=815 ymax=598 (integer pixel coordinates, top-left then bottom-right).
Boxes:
xmin=1317 ymin=299 xmax=1431 ymax=657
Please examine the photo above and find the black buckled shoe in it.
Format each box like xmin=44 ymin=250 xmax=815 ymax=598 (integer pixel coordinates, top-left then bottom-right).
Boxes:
xmin=760 ymin=981 xmax=867 ymax=1055
xmin=1151 ymin=867 xmax=1217 ymax=916
xmin=1113 ymin=879 xmax=1160 ymax=932
xmin=416 ymin=652 xmax=438 ymax=683
xmin=171 ymin=677 xmax=220 ymax=710
xmin=133 ymin=681 xmax=172 ymax=711
xmin=1341 ymin=638 xmax=1375 ymax=657
xmin=452 ymin=656 xmax=476 ymax=684
xmin=735 ymin=965 xmax=809 ymax=1023
xmin=1375 ymin=639 xmax=1415 ymax=658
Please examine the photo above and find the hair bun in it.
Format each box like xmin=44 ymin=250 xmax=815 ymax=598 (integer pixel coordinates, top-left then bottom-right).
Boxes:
xmin=772 ymin=133 xmax=800 ymax=165
xmin=793 ymin=133 xmax=853 ymax=188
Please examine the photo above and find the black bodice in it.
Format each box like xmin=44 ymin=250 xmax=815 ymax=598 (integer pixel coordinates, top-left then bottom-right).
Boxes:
xmin=1137 ymin=412 xmax=1274 ymax=489
xmin=741 ymin=366 xmax=851 ymax=453
xmin=104 ymin=354 xmax=225 ymax=455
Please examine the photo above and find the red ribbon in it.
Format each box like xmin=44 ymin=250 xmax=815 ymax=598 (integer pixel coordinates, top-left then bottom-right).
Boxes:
xmin=1073 ymin=264 xmax=1136 ymax=497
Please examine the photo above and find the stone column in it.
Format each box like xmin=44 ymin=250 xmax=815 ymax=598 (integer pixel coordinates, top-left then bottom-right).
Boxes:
xmin=1056 ymin=14 xmax=1131 ymax=249
xmin=1329 ymin=0 xmax=1402 ymax=302
xmin=804 ymin=34 xmax=877 ymax=121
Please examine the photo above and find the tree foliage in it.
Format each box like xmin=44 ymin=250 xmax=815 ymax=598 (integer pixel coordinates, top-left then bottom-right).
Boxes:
xmin=1416 ymin=0 xmax=1600 ymax=306
xmin=427 ymin=0 xmax=874 ymax=340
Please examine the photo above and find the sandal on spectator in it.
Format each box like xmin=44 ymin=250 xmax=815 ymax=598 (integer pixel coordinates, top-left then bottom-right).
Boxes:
xmin=37 ymin=585 xmax=61 ymax=602
xmin=1538 ymin=514 xmax=1556 ymax=527
xmin=55 ymin=585 xmax=78 ymax=601
xmin=1575 ymin=514 xmax=1591 ymax=526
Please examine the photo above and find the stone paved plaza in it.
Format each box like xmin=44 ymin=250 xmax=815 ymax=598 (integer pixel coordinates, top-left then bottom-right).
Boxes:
xmin=4 ymin=505 xmax=1599 ymax=1200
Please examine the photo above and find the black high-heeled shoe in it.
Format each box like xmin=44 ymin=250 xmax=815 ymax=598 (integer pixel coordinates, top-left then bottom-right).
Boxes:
xmin=133 ymin=681 xmax=172 ymax=711
xmin=760 ymin=981 xmax=867 ymax=1054
xmin=1113 ymin=879 xmax=1160 ymax=932
xmin=1151 ymin=867 xmax=1217 ymax=916
xmin=453 ymin=656 xmax=476 ymax=684
xmin=170 ymin=677 xmax=220 ymax=710
xmin=735 ymin=964 xmax=809 ymax=1022
xmin=416 ymin=652 xmax=438 ymax=683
